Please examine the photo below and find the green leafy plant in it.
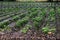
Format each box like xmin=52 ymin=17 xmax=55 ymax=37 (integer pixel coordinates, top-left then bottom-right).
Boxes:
xmin=0 ymin=20 xmax=10 ymax=29
xmin=16 ymin=17 xmax=29 ymax=28
xmin=20 ymin=13 xmax=26 ymax=18
xmin=3 ymin=20 xmax=10 ymax=25
xmin=0 ymin=25 xmax=11 ymax=32
xmin=42 ymin=26 xmax=56 ymax=34
xmin=40 ymin=8 xmax=47 ymax=15
xmin=49 ymin=8 xmax=55 ymax=17
xmin=50 ymin=17 xmax=55 ymax=21
xmin=4 ymin=25 xmax=11 ymax=32
xmin=31 ymin=8 xmax=37 ymax=12
xmin=21 ymin=24 xmax=32 ymax=33
xmin=32 ymin=16 xmax=42 ymax=22
xmin=32 ymin=16 xmax=43 ymax=30
xmin=29 ymin=11 xmax=38 ymax=18
xmin=42 ymin=27 xmax=49 ymax=34
xmin=0 ymin=23 xmax=4 ymax=28
xmin=12 ymin=16 xmax=19 ymax=21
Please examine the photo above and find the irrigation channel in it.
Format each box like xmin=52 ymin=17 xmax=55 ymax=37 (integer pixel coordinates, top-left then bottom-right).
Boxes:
xmin=0 ymin=2 xmax=60 ymax=40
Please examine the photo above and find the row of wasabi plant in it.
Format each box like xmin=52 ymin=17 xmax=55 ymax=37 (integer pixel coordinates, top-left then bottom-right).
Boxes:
xmin=0 ymin=13 xmax=27 ymax=29
xmin=41 ymin=8 xmax=56 ymax=34
xmin=0 ymin=25 xmax=11 ymax=32
xmin=30 ymin=8 xmax=39 ymax=12
xmin=29 ymin=10 xmax=39 ymax=18
xmin=0 ymin=21 xmax=11 ymax=32
xmin=12 ymin=13 xmax=26 ymax=21
xmin=48 ymin=8 xmax=55 ymax=21
xmin=15 ymin=16 xmax=29 ymax=28
xmin=0 ymin=7 xmax=57 ymax=34
xmin=32 ymin=8 xmax=46 ymax=30
xmin=32 ymin=16 xmax=43 ymax=30
xmin=0 ymin=9 xmax=20 ymax=17
xmin=0 ymin=20 xmax=10 ymax=29
xmin=1 ymin=7 xmax=20 ymax=12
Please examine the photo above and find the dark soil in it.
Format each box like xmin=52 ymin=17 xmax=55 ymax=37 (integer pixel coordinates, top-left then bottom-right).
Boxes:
xmin=0 ymin=29 xmax=56 ymax=40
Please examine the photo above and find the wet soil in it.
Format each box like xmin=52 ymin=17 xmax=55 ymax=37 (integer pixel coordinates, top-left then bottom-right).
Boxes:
xmin=0 ymin=29 xmax=56 ymax=40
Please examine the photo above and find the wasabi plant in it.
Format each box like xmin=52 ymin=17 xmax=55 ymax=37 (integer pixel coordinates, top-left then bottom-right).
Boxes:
xmin=12 ymin=16 xmax=19 ymax=21
xmin=31 ymin=8 xmax=37 ymax=12
xmin=0 ymin=20 xmax=10 ymax=29
xmin=21 ymin=24 xmax=32 ymax=33
xmin=29 ymin=11 xmax=38 ymax=18
xmin=42 ymin=26 xmax=56 ymax=34
xmin=16 ymin=17 xmax=29 ymax=28
xmin=0 ymin=25 xmax=11 ymax=32
xmin=32 ymin=16 xmax=42 ymax=22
